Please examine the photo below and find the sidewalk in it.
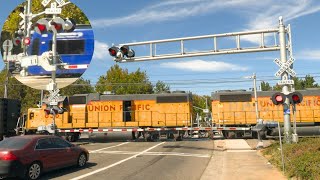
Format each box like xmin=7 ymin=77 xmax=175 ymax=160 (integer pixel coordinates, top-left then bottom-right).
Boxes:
xmin=201 ymin=139 xmax=286 ymax=180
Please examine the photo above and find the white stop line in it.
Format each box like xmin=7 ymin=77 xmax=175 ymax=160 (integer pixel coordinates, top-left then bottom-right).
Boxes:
xmin=71 ymin=142 xmax=166 ymax=180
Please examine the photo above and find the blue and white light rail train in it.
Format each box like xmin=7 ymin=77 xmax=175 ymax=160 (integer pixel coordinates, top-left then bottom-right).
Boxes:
xmin=26 ymin=24 xmax=94 ymax=76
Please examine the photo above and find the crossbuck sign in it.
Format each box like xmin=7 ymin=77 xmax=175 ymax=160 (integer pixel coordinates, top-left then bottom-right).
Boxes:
xmin=274 ymin=58 xmax=296 ymax=77
xmin=274 ymin=58 xmax=296 ymax=85
xmin=42 ymin=0 xmax=65 ymax=14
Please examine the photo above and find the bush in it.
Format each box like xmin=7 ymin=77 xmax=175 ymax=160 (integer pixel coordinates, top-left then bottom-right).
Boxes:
xmin=262 ymin=138 xmax=320 ymax=179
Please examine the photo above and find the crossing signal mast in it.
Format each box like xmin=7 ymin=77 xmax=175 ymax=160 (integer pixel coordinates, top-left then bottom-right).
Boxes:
xmin=109 ymin=16 xmax=298 ymax=143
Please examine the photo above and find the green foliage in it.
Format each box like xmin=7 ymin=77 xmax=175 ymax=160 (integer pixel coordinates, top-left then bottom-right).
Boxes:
xmin=192 ymin=94 xmax=211 ymax=123
xmin=95 ymin=64 xmax=153 ymax=94
xmin=263 ymin=138 xmax=320 ymax=179
xmin=60 ymin=77 xmax=94 ymax=96
xmin=260 ymin=81 xmax=272 ymax=91
xmin=261 ymin=75 xmax=319 ymax=91
xmin=154 ymin=80 xmax=170 ymax=93
xmin=292 ymin=75 xmax=318 ymax=90
xmin=0 ymin=69 xmax=41 ymax=113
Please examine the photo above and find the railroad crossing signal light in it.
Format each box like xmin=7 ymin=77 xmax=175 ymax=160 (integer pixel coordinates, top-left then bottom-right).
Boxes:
xmin=109 ymin=45 xmax=135 ymax=62
xmin=288 ymin=92 xmax=303 ymax=105
xmin=108 ymin=46 xmax=124 ymax=62
xmin=120 ymin=45 xmax=135 ymax=58
xmin=50 ymin=17 xmax=65 ymax=33
xmin=13 ymin=37 xmax=22 ymax=46
xmin=44 ymin=106 xmax=65 ymax=115
xmin=34 ymin=17 xmax=77 ymax=34
xmin=271 ymin=92 xmax=286 ymax=105
xmin=23 ymin=37 xmax=31 ymax=46
xmin=44 ymin=107 xmax=51 ymax=115
xmin=108 ymin=46 xmax=120 ymax=57
xmin=34 ymin=18 xmax=50 ymax=34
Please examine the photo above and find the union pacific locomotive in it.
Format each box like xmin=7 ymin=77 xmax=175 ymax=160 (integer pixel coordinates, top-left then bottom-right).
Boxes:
xmin=23 ymin=89 xmax=320 ymax=141
xmin=211 ymin=89 xmax=320 ymax=138
xmin=26 ymin=92 xmax=192 ymax=141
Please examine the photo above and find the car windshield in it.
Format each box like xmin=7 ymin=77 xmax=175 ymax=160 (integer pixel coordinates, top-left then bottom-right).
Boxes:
xmin=0 ymin=137 xmax=32 ymax=149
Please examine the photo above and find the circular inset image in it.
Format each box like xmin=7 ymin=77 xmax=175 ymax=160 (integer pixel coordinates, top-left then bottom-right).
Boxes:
xmin=0 ymin=0 xmax=94 ymax=90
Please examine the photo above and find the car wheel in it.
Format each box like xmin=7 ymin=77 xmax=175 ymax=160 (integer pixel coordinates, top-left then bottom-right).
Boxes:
xmin=77 ymin=153 xmax=87 ymax=167
xmin=26 ymin=162 xmax=41 ymax=180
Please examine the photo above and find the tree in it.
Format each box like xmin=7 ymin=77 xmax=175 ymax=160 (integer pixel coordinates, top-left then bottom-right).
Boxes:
xmin=95 ymin=64 xmax=153 ymax=94
xmin=153 ymin=80 xmax=170 ymax=93
xmin=271 ymin=75 xmax=319 ymax=91
xmin=60 ymin=77 xmax=94 ymax=96
xmin=192 ymin=94 xmax=212 ymax=125
xmin=0 ymin=69 xmax=41 ymax=113
xmin=260 ymin=81 xmax=272 ymax=91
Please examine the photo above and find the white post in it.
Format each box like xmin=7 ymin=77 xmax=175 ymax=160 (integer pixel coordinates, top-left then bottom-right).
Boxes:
xmin=279 ymin=16 xmax=292 ymax=144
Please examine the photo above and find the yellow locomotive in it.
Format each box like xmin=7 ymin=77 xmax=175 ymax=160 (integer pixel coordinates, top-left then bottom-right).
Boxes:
xmin=211 ymin=89 xmax=320 ymax=138
xmin=26 ymin=92 xmax=192 ymax=141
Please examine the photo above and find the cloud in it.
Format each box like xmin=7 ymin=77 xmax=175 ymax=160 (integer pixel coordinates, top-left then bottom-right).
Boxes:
xmin=92 ymin=40 xmax=109 ymax=60
xmin=91 ymin=0 xmax=320 ymax=31
xmin=91 ymin=0 xmax=320 ymax=47
xmin=296 ymin=49 xmax=320 ymax=60
xmin=241 ymin=0 xmax=320 ymax=44
xmin=91 ymin=0 xmax=254 ymax=28
xmin=160 ymin=59 xmax=248 ymax=72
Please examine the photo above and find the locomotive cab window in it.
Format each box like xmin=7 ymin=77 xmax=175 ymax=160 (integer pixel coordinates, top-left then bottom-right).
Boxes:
xmin=49 ymin=40 xmax=85 ymax=54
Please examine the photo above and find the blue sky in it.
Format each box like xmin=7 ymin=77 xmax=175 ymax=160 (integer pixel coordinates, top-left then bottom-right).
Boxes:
xmin=1 ymin=0 xmax=320 ymax=95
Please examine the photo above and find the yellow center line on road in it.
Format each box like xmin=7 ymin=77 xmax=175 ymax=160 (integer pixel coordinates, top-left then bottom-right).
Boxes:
xmin=89 ymin=142 xmax=130 ymax=153
xmin=72 ymin=142 xmax=166 ymax=180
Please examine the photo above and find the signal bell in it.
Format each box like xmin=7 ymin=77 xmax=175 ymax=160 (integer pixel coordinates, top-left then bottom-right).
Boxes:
xmin=64 ymin=18 xmax=76 ymax=32
xmin=271 ymin=92 xmax=286 ymax=105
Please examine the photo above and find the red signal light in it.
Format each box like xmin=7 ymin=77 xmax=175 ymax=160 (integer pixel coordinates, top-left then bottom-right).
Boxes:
xmin=37 ymin=24 xmax=46 ymax=32
xmin=271 ymin=92 xmax=285 ymax=105
xmin=108 ymin=47 xmax=119 ymax=57
xmin=51 ymin=22 xmax=63 ymax=31
xmin=34 ymin=19 xmax=49 ymax=34
xmin=23 ymin=37 xmax=31 ymax=46
xmin=275 ymin=95 xmax=283 ymax=102
xmin=109 ymin=49 xmax=117 ymax=56
xmin=13 ymin=37 xmax=21 ymax=46
xmin=288 ymin=92 xmax=303 ymax=104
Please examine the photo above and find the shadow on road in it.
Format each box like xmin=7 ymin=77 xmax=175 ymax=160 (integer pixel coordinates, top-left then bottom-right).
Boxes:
xmin=39 ymin=162 xmax=97 ymax=180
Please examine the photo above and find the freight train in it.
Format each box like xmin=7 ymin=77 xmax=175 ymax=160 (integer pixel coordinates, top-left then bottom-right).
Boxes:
xmin=211 ymin=89 xmax=320 ymax=138
xmin=21 ymin=89 xmax=320 ymax=142
xmin=25 ymin=92 xmax=193 ymax=141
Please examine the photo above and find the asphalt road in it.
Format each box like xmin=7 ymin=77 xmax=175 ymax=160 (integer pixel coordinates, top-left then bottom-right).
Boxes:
xmin=39 ymin=140 xmax=214 ymax=180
